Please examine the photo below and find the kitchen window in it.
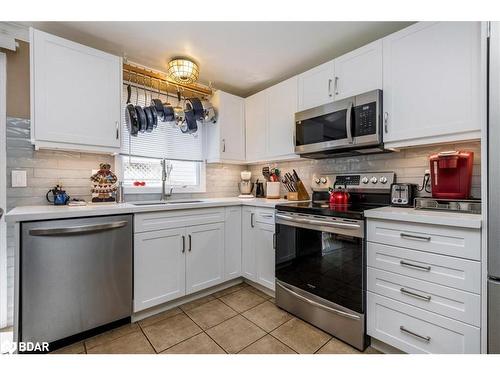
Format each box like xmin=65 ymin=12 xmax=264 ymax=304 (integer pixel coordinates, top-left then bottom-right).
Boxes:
xmin=119 ymin=85 xmax=206 ymax=193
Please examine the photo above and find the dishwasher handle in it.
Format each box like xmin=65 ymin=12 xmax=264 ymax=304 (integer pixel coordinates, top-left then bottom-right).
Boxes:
xmin=29 ymin=221 xmax=129 ymax=236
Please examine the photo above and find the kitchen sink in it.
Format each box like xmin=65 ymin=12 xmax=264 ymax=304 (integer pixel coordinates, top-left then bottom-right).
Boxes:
xmin=132 ymin=200 xmax=203 ymax=206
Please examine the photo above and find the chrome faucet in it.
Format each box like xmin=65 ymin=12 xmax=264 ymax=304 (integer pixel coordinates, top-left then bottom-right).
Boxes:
xmin=160 ymin=158 xmax=173 ymax=201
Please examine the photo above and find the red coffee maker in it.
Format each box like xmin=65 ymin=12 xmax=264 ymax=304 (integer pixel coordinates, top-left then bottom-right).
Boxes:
xmin=429 ymin=151 xmax=474 ymax=199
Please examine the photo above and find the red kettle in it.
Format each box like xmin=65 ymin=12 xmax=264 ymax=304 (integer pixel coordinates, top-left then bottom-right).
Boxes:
xmin=329 ymin=183 xmax=349 ymax=205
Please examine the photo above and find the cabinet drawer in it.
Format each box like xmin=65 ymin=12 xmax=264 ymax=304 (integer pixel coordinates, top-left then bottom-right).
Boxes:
xmin=367 ymin=268 xmax=480 ymax=326
xmin=367 ymin=242 xmax=480 ymax=293
xmin=135 ymin=208 xmax=225 ymax=233
xmin=367 ymin=293 xmax=480 ymax=354
xmin=367 ymin=219 xmax=481 ymax=260
xmin=254 ymin=209 xmax=275 ymax=225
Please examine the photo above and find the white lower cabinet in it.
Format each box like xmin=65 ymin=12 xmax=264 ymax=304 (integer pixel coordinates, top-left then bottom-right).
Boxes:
xmin=224 ymin=207 xmax=242 ymax=280
xmin=255 ymin=222 xmax=275 ymax=290
xmin=134 ymin=228 xmax=186 ymax=312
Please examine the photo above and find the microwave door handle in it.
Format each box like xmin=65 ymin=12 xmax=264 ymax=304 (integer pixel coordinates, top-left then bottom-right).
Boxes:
xmin=346 ymin=102 xmax=354 ymax=144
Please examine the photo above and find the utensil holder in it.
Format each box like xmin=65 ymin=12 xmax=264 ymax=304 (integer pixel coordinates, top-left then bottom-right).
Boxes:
xmin=266 ymin=182 xmax=280 ymax=199
xmin=287 ymin=181 xmax=310 ymax=201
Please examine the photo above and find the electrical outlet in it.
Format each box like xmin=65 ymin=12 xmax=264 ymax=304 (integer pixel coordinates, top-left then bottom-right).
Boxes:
xmin=11 ymin=170 xmax=27 ymax=188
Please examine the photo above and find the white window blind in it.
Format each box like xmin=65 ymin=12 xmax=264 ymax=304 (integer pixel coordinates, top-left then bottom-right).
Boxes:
xmin=120 ymin=85 xmax=204 ymax=162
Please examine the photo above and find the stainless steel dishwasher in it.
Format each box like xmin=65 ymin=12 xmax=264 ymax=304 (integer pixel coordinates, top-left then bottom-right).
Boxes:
xmin=20 ymin=214 xmax=133 ymax=346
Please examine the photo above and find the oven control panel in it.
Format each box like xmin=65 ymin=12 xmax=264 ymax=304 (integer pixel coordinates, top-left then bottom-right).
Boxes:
xmin=311 ymin=172 xmax=395 ymax=191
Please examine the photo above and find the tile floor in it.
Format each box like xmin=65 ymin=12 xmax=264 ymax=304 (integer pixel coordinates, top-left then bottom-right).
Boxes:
xmin=52 ymin=282 xmax=380 ymax=354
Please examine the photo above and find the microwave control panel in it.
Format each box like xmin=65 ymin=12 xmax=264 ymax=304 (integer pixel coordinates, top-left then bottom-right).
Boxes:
xmin=354 ymin=102 xmax=377 ymax=137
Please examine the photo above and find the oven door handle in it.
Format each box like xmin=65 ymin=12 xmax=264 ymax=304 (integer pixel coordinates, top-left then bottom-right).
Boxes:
xmin=276 ymin=281 xmax=361 ymax=321
xmin=275 ymin=213 xmax=361 ymax=230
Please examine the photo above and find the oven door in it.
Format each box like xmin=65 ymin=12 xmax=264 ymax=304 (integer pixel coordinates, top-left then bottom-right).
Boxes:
xmin=275 ymin=212 xmax=365 ymax=314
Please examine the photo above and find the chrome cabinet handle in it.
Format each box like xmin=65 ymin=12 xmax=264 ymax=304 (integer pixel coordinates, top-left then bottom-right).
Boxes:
xmin=400 ymin=260 xmax=431 ymax=272
xmin=261 ymin=214 xmax=274 ymax=218
xmin=276 ymin=280 xmax=361 ymax=320
xmin=383 ymin=112 xmax=388 ymax=133
xmin=222 ymin=138 xmax=226 ymax=153
xmin=328 ymin=79 xmax=333 ymax=97
xmin=182 ymin=235 xmax=186 ymax=253
xmin=29 ymin=221 xmax=128 ymax=236
xmin=400 ymin=233 xmax=431 ymax=241
xmin=188 ymin=234 xmax=192 ymax=251
xmin=400 ymin=326 xmax=431 ymax=343
xmin=334 ymin=76 xmax=339 ymax=95
xmin=400 ymin=288 xmax=432 ymax=301
xmin=116 ymin=121 xmax=120 ymax=140
xmin=250 ymin=213 xmax=255 ymax=228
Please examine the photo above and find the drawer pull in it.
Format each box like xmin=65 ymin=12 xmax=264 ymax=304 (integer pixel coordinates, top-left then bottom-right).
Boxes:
xmin=400 ymin=288 xmax=432 ymax=301
xmin=400 ymin=260 xmax=431 ymax=272
xmin=261 ymin=214 xmax=274 ymax=218
xmin=400 ymin=233 xmax=431 ymax=241
xmin=400 ymin=326 xmax=431 ymax=343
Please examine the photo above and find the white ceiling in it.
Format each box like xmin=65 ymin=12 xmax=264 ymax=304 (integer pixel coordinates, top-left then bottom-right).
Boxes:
xmin=23 ymin=21 xmax=413 ymax=97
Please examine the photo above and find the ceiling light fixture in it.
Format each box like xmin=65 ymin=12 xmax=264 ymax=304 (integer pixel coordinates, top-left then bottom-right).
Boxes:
xmin=167 ymin=57 xmax=200 ymax=84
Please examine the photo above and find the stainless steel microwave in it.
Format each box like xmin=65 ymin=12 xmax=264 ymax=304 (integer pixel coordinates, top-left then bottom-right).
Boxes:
xmin=294 ymin=89 xmax=384 ymax=158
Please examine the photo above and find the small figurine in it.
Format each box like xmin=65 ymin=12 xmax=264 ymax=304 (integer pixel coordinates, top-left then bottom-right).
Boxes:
xmin=90 ymin=163 xmax=118 ymax=203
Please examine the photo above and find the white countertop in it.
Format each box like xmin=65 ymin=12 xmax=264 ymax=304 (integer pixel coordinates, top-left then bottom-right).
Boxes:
xmin=5 ymin=197 xmax=301 ymax=222
xmin=364 ymin=206 xmax=482 ymax=229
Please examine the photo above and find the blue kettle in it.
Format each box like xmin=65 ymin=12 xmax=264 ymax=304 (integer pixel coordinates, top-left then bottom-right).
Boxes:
xmin=46 ymin=185 xmax=70 ymax=205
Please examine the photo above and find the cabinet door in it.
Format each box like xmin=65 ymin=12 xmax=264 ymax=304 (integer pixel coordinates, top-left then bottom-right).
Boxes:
xmin=219 ymin=92 xmax=246 ymax=161
xmin=242 ymin=207 xmax=257 ymax=281
xmin=383 ymin=22 xmax=482 ymax=146
xmin=224 ymin=207 xmax=242 ymax=280
xmin=245 ymin=91 xmax=268 ymax=161
xmin=333 ymin=40 xmax=382 ymax=101
xmin=255 ymin=222 xmax=275 ymax=291
xmin=134 ymin=228 xmax=186 ymax=312
xmin=186 ymin=223 xmax=225 ymax=294
xmin=297 ymin=60 xmax=335 ymax=111
xmin=267 ymin=77 xmax=298 ymax=158
xmin=31 ymin=28 xmax=121 ymax=151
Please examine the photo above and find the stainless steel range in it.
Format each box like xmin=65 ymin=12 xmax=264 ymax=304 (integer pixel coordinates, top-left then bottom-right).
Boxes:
xmin=274 ymin=172 xmax=394 ymax=351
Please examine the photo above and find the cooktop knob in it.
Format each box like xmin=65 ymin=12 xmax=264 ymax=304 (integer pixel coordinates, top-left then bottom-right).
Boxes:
xmin=320 ymin=177 xmax=328 ymax=184
xmin=314 ymin=178 xmax=321 ymax=184
xmin=380 ymin=176 xmax=388 ymax=184
xmin=370 ymin=176 xmax=378 ymax=184
xmin=361 ymin=177 xmax=369 ymax=184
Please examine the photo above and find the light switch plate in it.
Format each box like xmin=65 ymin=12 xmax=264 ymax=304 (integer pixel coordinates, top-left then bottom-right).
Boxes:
xmin=11 ymin=170 xmax=27 ymax=187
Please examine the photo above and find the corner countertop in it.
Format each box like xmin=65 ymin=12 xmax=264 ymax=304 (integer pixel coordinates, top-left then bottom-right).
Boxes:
xmin=364 ymin=206 xmax=482 ymax=229
xmin=5 ymin=197 xmax=303 ymax=223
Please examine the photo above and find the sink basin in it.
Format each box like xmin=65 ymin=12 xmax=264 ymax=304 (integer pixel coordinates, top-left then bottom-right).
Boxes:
xmin=132 ymin=200 xmax=203 ymax=206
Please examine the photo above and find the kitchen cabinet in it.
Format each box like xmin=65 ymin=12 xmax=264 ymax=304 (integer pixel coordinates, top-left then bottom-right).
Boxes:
xmin=297 ymin=60 xmax=335 ymax=111
xmin=333 ymin=40 xmax=382 ymax=101
xmin=206 ymin=91 xmax=246 ymax=163
xmin=245 ymin=90 xmax=268 ymax=162
xmin=186 ymin=222 xmax=225 ymax=294
xmin=30 ymin=28 xmax=122 ymax=153
xmin=224 ymin=207 xmax=242 ymax=280
xmin=134 ymin=228 xmax=186 ymax=312
xmin=382 ymin=22 xmax=483 ymax=148
xmin=242 ymin=207 xmax=276 ymax=290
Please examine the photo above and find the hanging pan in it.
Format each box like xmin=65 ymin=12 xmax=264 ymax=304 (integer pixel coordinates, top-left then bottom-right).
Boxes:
xmin=142 ymin=81 xmax=154 ymax=132
xmin=125 ymin=83 xmax=139 ymax=136
xmin=134 ymin=77 xmax=147 ymax=133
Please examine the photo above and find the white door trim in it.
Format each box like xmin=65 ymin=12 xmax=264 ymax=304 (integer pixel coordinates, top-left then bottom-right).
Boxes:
xmin=0 ymin=52 xmax=7 ymax=328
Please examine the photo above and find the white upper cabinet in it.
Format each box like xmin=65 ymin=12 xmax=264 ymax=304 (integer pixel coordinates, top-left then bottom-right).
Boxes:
xmin=382 ymin=22 xmax=483 ymax=148
xmin=30 ymin=28 xmax=122 ymax=153
xmin=267 ymin=77 xmax=298 ymax=159
xmin=245 ymin=90 xmax=268 ymax=162
xmin=333 ymin=40 xmax=383 ymax=101
xmin=297 ymin=60 xmax=335 ymax=111
xmin=206 ymin=90 xmax=246 ymax=163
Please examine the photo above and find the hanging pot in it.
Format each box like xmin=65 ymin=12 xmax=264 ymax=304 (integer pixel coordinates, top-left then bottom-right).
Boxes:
xmin=186 ymin=98 xmax=204 ymax=120
xmin=125 ymin=84 xmax=139 ymax=136
xmin=134 ymin=81 xmax=147 ymax=133
xmin=201 ymin=99 xmax=217 ymax=123
xmin=143 ymin=86 xmax=154 ymax=132
xmin=182 ymin=108 xmax=198 ymax=134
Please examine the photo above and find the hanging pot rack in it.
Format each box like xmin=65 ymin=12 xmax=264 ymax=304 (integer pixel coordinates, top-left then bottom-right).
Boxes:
xmin=123 ymin=63 xmax=212 ymax=98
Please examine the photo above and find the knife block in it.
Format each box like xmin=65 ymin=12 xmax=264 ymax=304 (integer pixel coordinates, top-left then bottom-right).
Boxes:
xmin=287 ymin=181 xmax=310 ymax=201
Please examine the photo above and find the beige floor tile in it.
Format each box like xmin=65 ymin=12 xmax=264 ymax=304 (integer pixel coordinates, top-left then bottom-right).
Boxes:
xmin=51 ymin=341 xmax=85 ymax=354
xmin=162 ymin=332 xmax=225 ymax=354
xmin=242 ymin=301 xmax=292 ymax=332
xmin=239 ymin=335 xmax=296 ymax=354
xmin=219 ymin=288 xmax=266 ymax=313
xmin=206 ymin=315 xmax=266 ymax=354
xmin=212 ymin=283 xmax=247 ymax=298
xmin=138 ymin=307 xmax=183 ymax=328
xmin=179 ymin=295 xmax=215 ymax=312
xmin=270 ymin=318 xmax=331 ymax=354
xmin=85 ymin=323 xmax=140 ymax=350
xmin=87 ymin=331 xmax=155 ymax=354
xmin=316 ymin=338 xmax=361 ymax=354
xmin=185 ymin=299 xmax=238 ymax=330
xmin=364 ymin=346 xmax=382 ymax=354
xmin=142 ymin=313 xmax=202 ymax=352
xmin=244 ymin=285 xmax=273 ymax=300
